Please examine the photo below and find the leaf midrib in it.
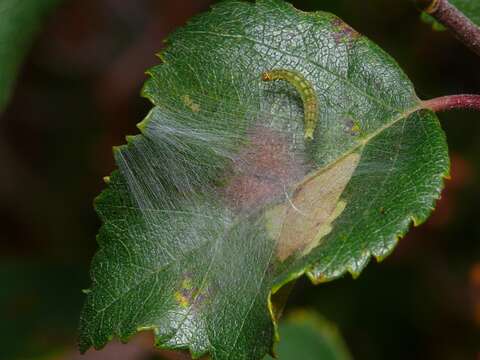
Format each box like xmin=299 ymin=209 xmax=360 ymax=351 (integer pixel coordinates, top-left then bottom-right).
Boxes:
xmin=184 ymin=29 xmax=416 ymax=115
xmin=91 ymin=102 xmax=424 ymax=321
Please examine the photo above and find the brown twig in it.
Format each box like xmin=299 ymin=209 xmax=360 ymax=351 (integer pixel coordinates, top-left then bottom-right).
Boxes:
xmin=423 ymin=94 xmax=480 ymax=112
xmin=418 ymin=0 xmax=480 ymax=56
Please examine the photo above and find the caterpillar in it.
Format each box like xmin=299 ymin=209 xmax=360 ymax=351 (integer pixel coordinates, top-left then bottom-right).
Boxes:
xmin=262 ymin=69 xmax=318 ymax=140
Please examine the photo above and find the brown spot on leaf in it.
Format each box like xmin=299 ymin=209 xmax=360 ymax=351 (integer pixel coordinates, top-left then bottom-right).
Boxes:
xmin=266 ymin=152 xmax=361 ymax=261
xmin=332 ymin=18 xmax=361 ymax=46
xmin=174 ymin=274 xmax=211 ymax=310
xmin=222 ymin=126 xmax=307 ymax=212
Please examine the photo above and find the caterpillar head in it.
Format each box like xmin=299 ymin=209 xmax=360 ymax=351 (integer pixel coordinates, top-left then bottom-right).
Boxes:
xmin=261 ymin=72 xmax=273 ymax=81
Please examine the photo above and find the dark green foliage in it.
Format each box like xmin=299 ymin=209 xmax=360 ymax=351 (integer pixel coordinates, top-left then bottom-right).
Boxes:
xmin=0 ymin=0 xmax=61 ymax=112
xmin=79 ymin=1 xmax=449 ymax=359
xmin=450 ymin=0 xmax=480 ymax=25
xmin=267 ymin=311 xmax=352 ymax=360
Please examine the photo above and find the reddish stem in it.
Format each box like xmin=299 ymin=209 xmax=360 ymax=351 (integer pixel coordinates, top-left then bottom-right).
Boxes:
xmin=423 ymin=94 xmax=480 ymax=112
xmin=420 ymin=0 xmax=480 ymax=56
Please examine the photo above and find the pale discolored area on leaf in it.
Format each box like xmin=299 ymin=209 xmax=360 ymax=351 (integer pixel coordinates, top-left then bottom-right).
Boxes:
xmin=223 ymin=125 xmax=308 ymax=212
xmin=79 ymin=1 xmax=449 ymax=359
xmin=267 ymin=152 xmax=360 ymax=262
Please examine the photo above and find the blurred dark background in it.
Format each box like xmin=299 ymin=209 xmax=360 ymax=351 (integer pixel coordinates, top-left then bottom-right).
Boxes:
xmin=1 ymin=0 xmax=479 ymax=359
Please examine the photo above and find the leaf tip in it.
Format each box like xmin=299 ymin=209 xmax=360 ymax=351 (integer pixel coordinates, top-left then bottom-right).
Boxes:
xmin=374 ymin=253 xmax=388 ymax=263
xmin=306 ymin=271 xmax=330 ymax=285
xmin=156 ymin=51 xmax=167 ymax=63
xmin=348 ymin=269 xmax=362 ymax=279
xmin=125 ymin=135 xmax=136 ymax=143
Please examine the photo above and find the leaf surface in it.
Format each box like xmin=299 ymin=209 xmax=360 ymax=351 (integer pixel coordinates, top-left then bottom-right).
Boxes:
xmin=421 ymin=12 xmax=447 ymax=31
xmin=0 ymin=0 xmax=61 ymax=112
xmin=266 ymin=310 xmax=352 ymax=360
xmin=79 ymin=1 xmax=449 ymax=359
xmin=450 ymin=0 xmax=480 ymax=26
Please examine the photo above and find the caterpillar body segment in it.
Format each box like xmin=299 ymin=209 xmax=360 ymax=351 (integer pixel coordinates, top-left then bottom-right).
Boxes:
xmin=261 ymin=69 xmax=318 ymax=140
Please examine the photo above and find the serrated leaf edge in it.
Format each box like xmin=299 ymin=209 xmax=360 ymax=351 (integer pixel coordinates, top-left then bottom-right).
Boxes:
xmin=82 ymin=1 xmax=451 ymax=358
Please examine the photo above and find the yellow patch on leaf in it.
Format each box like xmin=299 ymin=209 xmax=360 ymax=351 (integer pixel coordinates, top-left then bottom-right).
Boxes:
xmin=182 ymin=95 xmax=201 ymax=112
xmin=175 ymin=292 xmax=189 ymax=308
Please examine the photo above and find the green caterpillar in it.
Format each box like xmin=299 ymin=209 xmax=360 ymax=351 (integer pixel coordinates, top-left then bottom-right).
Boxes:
xmin=262 ymin=69 xmax=318 ymax=140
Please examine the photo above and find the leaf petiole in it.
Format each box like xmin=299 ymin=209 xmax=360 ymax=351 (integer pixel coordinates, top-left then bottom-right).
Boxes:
xmin=417 ymin=0 xmax=480 ymax=56
xmin=423 ymin=94 xmax=480 ymax=112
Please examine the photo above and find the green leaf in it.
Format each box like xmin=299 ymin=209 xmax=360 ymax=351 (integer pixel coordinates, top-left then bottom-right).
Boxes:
xmin=79 ymin=0 xmax=449 ymax=359
xmin=420 ymin=12 xmax=447 ymax=31
xmin=0 ymin=262 xmax=86 ymax=359
xmin=0 ymin=0 xmax=61 ymax=112
xmin=450 ymin=0 xmax=480 ymax=26
xmin=266 ymin=310 xmax=352 ymax=360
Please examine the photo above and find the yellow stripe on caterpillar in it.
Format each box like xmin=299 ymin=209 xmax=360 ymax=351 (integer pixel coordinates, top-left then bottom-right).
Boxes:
xmin=262 ymin=69 xmax=318 ymax=140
